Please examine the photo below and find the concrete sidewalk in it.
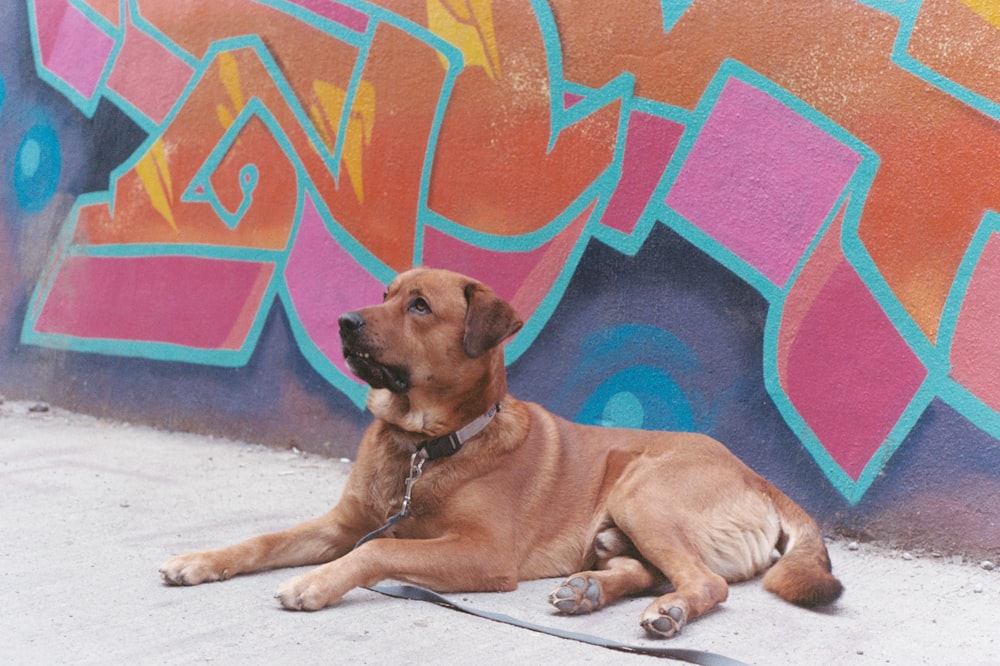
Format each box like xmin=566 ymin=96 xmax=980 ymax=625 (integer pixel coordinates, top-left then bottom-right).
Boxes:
xmin=2 ymin=399 xmax=997 ymax=665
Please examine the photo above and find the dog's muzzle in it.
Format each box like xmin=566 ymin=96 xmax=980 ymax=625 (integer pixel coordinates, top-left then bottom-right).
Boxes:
xmin=338 ymin=311 xmax=411 ymax=393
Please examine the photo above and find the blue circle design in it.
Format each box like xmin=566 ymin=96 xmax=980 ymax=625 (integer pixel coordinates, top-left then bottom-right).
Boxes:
xmin=577 ymin=366 xmax=696 ymax=432
xmin=14 ymin=124 xmax=61 ymax=212
xmin=602 ymin=391 xmax=645 ymax=429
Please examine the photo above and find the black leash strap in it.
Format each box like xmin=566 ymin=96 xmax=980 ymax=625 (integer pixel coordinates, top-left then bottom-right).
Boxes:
xmin=367 ymin=583 xmax=748 ymax=666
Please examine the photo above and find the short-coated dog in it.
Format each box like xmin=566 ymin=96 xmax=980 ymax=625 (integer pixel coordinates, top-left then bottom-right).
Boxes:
xmin=160 ymin=267 xmax=842 ymax=637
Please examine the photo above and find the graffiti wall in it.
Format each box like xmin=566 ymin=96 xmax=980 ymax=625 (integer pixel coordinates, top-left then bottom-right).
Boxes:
xmin=2 ymin=0 xmax=1000 ymax=555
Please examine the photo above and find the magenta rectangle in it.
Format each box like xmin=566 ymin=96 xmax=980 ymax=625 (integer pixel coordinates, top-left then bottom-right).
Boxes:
xmin=285 ymin=0 xmax=370 ymax=34
xmin=34 ymin=255 xmax=274 ymax=350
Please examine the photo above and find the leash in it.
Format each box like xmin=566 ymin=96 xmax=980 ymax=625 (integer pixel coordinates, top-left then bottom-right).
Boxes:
xmin=365 ymin=583 xmax=748 ymax=665
xmin=352 ymin=404 xmax=748 ymax=665
xmin=354 ymin=402 xmax=500 ymax=550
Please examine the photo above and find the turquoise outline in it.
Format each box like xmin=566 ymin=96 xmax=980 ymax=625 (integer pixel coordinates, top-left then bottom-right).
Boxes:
xmin=26 ymin=0 xmax=121 ymax=117
xmin=935 ymin=212 xmax=1000 ymax=439
xmin=660 ymin=1 xmax=696 ymax=33
xmin=21 ymin=1 xmax=1000 ymax=499
xmin=19 ymin=194 xmax=282 ymax=367
xmin=181 ymin=99 xmax=267 ymax=230
xmin=646 ymin=58 xmax=962 ymax=502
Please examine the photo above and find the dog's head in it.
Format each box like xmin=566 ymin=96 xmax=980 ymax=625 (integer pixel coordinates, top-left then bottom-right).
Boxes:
xmin=339 ymin=268 xmax=522 ymax=434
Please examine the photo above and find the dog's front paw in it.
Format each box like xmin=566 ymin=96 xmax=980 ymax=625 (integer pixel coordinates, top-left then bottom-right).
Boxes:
xmin=548 ymin=575 xmax=604 ymax=614
xmin=159 ymin=552 xmax=229 ymax=586
xmin=274 ymin=571 xmax=342 ymax=611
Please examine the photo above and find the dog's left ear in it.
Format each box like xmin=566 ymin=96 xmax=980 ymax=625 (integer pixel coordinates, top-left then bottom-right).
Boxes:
xmin=463 ymin=282 xmax=523 ymax=358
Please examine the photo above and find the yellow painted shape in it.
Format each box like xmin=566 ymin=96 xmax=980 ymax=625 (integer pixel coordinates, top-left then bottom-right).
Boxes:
xmin=961 ymin=0 xmax=1000 ymax=29
xmin=134 ymin=139 xmax=177 ymax=231
xmin=312 ymin=79 xmax=348 ymax=152
xmin=311 ymin=79 xmax=375 ymax=204
xmin=219 ymin=51 xmax=245 ymax=112
xmin=215 ymin=51 xmax=246 ymax=132
xmin=427 ymin=0 xmax=501 ymax=79
xmin=351 ymin=80 xmax=376 ymax=144
xmin=216 ymin=104 xmax=235 ymax=131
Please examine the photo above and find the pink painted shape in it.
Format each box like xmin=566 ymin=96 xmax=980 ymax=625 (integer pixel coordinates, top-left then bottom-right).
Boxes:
xmin=284 ymin=194 xmax=386 ymax=380
xmin=950 ymin=232 xmax=1000 ymax=411
xmin=777 ymin=201 xmax=849 ymax=388
xmin=422 ymin=203 xmax=592 ymax=318
xmin=665 ymin=78 xmax=862 ymax=287
xmin=785 ymin=260 xmax=927 ymax=480
xmin=35 ymin=0 xmax=115 ymax=99
xmin=106 ymin=19 xmax=195 ymax=124
xmin=563 ymin=91 xmax=584 ymax=109
xmin=34 ymin=255 xmax=274 ymax=350
xmin=600 ymin=110 xmax=684 ymax=235
xmin=423 ymin=232 xmax=542 ymax=304
xmin=32 ymin=0 xmax=68 ymax=58
xmin=286 ymin=0 xmax=370 ymax=33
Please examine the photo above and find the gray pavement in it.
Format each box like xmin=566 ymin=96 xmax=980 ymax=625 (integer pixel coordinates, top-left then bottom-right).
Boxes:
xmin=2 ymin=399 xmax=997 ymax=665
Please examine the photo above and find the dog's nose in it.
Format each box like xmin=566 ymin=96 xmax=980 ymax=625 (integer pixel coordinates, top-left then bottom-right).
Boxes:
xmin=339 ymin=311 xmax=365 ymax=334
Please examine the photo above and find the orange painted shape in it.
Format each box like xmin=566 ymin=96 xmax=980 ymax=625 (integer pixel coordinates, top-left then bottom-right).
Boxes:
xmin=77 ymin=0 xmax=120 ymax=28
xmin=428 ymin=0 xmax=618 ymax=235
xmin=910 ymin=0 xmax=1000 ymax=108
xmin=322 ymin=20 xmax=447 ymax=271
xmin=550 ymin=0 xmax=1000 ymax=342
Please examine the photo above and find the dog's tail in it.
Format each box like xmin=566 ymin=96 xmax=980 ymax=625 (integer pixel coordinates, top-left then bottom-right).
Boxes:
xmin=762 ymin=489 xmax=843 ymax=607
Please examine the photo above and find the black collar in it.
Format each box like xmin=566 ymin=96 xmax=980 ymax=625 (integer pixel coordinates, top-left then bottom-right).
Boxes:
xmin=417 ymin=402 xmax=501 ymax=460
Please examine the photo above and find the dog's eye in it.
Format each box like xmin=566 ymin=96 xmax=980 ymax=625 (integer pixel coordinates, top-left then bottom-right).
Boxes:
xmin=409 ymin=297 xmax=431 ymax=315
xmin=382 ymin=291 xmax=388 ymax=302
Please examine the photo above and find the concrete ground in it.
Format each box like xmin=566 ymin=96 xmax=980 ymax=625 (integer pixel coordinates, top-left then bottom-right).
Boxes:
xmin=2 ymin=398 xmax=997 ymax=665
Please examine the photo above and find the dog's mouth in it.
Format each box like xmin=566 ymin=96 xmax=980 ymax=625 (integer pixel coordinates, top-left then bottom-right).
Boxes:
xmin=343 ymin=346 xmax=411 ymax=394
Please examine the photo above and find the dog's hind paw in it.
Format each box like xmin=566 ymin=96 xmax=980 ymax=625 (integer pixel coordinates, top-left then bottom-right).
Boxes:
xmin=548 ymin=575 xmax=603 ymax=614
xmin=640 ymin=605 xmax=686 ymax=638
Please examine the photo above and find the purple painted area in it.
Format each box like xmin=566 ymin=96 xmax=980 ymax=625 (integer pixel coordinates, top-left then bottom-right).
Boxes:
xmin=665 ymin=78 xmax=862 ymax=287
xmin=34 ymin=255 xmax=274 ymax=350
xmin=284 ymin=194 xmax=385 ymax=379
xmin=34 ymin=0 xmax=115 ymax=100
xmin=600 ymin=110 xmax=683 ymax=235
xmin=785 ymin=260 xmax=927 ymax=480
xmin=286 ymin=0 xmax=370 ymax=34
xmin=950 ymin=232 xmax=1000 ymax=412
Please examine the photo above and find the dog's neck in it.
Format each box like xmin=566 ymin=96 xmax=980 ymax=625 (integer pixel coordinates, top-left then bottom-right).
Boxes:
xmin=366 ymin=353 xmax=508 ymax=443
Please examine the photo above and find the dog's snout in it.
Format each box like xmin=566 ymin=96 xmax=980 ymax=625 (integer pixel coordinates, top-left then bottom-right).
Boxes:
xmin=339 ymin=311 xmax=365 ymax=335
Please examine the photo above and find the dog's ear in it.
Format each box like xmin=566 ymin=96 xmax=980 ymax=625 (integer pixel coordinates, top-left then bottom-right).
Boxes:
xmin=463 ymin=282 xmax=523 ymax=358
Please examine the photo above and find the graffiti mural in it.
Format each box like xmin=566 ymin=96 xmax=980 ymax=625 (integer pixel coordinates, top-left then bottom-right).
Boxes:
xmin=4 ymin=0 xmax=1000 ymax=547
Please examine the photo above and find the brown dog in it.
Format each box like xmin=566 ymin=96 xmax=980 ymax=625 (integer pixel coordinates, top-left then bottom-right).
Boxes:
xmin=160 ymin=267 xmax=842 ymax=637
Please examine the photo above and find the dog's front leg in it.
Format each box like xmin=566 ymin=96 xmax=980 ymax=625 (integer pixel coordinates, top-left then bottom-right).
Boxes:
xmin=274 ymin=534 xmax=517 ymax=611
xmin=160 ymin=508 xmax=364 ymax=586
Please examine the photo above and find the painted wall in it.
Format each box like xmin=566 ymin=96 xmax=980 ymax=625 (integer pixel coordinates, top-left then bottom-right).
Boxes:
xmin=2 ymin=0 xmax=999 ymax=556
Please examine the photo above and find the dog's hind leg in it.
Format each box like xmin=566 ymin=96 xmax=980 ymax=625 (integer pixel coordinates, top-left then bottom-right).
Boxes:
xmin=548 ymin=554 xmax=664 ymax=614
xmin=613 ymin=514 xmax=730 ymax=638
xmin=633 ymin=545 xmax=729 ymax=638
xmin=548 ymin=527 xmax=664 ymax=614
